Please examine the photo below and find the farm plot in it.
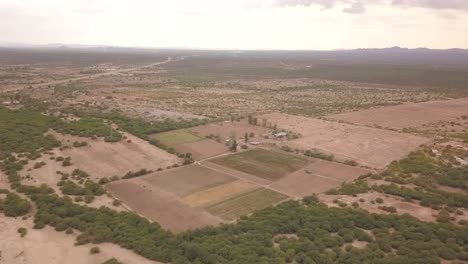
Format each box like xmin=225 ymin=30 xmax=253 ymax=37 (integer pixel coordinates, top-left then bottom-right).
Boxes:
xmin=140 ymin=164 xmax=235 ymax=197
xmin=327 ymin=97 xmax=468 ymax=129
xmin=259 ymin=113 xmax=429 ymax=169
xmin=173 ymin=139 xmax=228 ymax=160
xmin=106 ymin=180 xmax=223 ymax=232
xmin=210 ymin=148 xmax=309 ymax=181
xmin=270 ymin=159 xmax=372 ymax=198
xmin=190 ymin=121 xmax=270 ymax=141
xmin=206 ymin=188 xmax=289 ymax=220
xmin=182 ymin=180 xmax=260 ymax=208
xmin=149 ymin=129 xmax=202 ymax=146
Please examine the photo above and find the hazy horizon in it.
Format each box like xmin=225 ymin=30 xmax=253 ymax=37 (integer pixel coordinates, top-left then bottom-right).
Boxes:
xmin=1 ymin=0 xmax=468 ymax=50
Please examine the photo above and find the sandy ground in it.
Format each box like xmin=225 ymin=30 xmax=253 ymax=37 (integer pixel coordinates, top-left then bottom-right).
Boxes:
xmin=259 ymin=113 xmax=429 ymax=169
xmin=106 ymin=180 xmax=223 ymax=232
xmin=328 ymin=97 xmax=468 ymax=129
xmin=47 ymin=131 xmax=180 ymax=179
xmin=320 ymin=192 xmax=468 ymax=223
xmin=0 ymin=216 xmax=163 ymax=264
xmin=270 ymin=159 xmax=371 ymax=198
xmin=173 ymin=139 xmax=229 ymax=160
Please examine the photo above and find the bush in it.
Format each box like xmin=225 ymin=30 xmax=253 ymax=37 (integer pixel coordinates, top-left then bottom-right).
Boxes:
xmin=376 ymin=198 xmax=384 ymax=204
xmin=90 ymin=246 xmax=101 ymax=254
xmin=17 ymin=227 xmax=27 ymax=237
xmin=2 ymin=193 xmax=31 ymax=217
xmin=101 ymin=258 xmax=123 ymax=264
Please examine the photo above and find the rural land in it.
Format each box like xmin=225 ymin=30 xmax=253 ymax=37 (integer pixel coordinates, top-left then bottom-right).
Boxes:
xmin=0 ymin=47 xmax=468 ymax=264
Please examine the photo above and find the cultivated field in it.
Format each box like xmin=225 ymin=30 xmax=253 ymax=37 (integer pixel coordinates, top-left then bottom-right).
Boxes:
xmin=211 ymin=148 xmax=309 ymax=181
xmin=206 ymin=188 xmax=288 ymax=220
xmin=149 ymin=129 xmax=202 ymax=146
xmin=140 ymin=165 xmax=235 ymax=197
xmin=270 ymin=158 xmax=372 ymax=198
xmin=190 ymin=121 xmax=270 ymax=141
xmin=106 ymin=180 xmax=223 ymax=231
xmin=259 ymin=113 xmax=429 ymax=168
xmin=172 ymin=139 xmax=228 ymax=160
xmin=328 ymin=97 xmax=468 ymax=129
xmin=182 ymin=180 xmax=260 ymax=208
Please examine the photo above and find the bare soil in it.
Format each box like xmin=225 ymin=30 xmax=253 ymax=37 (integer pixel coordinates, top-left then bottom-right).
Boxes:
xmin=260 ymin=113 xmax=429 ymax=169
xmin=173 ymin=139 xmax=229 ymax=160
xmin=0 ymin=216 xmax=163 ymax=264
xmin=328 ymin=97 xmax=468 ymax=129
xmin=48 ymin=131 xmax=180 ymax=179
xmin=270 ymin=158 xmax=371 ymax=198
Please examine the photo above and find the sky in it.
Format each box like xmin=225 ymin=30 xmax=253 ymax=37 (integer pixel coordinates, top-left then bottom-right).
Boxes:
xmin=0 ymin=0 xmax=467 ymax=50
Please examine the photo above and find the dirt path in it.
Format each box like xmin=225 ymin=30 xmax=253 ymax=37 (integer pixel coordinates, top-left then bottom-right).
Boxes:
xmin=0 ymin=56 xmax=177 ymax=94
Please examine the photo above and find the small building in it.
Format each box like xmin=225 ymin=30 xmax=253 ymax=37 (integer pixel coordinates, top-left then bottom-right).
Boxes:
xmin=250 ymin=141 xmax=260 ymax=145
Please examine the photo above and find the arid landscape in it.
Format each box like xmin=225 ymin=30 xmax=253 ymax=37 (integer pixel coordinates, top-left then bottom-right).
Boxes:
xmin=1 ymin=47 xmax=468 ymax=264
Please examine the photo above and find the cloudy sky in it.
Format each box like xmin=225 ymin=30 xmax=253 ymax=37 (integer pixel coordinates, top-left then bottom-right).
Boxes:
xmin=1 ymin=0 xmax=467 ymax=49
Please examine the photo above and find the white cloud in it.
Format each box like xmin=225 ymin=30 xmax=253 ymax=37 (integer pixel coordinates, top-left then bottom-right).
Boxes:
xmin=0 ymin=0 xmax=467 ymax=49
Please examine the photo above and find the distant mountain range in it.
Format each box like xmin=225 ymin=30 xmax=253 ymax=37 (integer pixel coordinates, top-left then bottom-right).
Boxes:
xmin=1 ymin=43 xmax=468 ymax=67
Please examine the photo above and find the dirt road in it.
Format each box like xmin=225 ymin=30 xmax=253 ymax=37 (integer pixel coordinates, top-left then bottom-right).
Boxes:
xmin=0 ymin=56 xmax=176 ymax=94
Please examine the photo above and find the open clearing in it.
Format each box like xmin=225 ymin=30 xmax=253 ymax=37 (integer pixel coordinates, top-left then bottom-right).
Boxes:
xmin=190 ymin=121 xmax=270 ymax=141
xmin=182 ymin=180 xmax=260 ymax=208
xmin=0 ymin=216 xmax=162 ymax=264
xmin=106 ymin=180 xmax=223 ymax=232
xmin=206 ymin=188 xmax=288 ymax=220
xmin=149 ymin=129 xmax=202 ymax=146
xmin=140 ymin=164 xmax=235 ymax=197
xmin=47 ymin=131 xmax=180 ymax=179
xmin=211 ymin=149 xmax=309 ymax=181
xmin=173 ymin=139 xmax=228 ymax=160
xmin=270 ymin=158 xmax=372 ymax=197
xmin=328 ymin=97 xmax=468 ymax=129
xmin=259 ymin=113 xmax=429 ymax=168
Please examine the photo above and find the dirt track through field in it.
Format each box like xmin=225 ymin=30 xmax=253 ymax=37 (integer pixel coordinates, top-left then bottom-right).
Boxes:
xmin=1 ymin=57 xmax=175 ymax=94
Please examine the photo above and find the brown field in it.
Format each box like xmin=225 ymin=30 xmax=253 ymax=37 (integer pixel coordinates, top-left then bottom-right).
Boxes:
xmin=106 ymin=180 xmax=223 ymax=232
xmin=0 ymin=216 xmax=162 ymax=264
xmin=270 ymin=159 xmax=371 ymax=197
xmin=259 ymin=113 xmax=429 ymax=168
xmin=173 ymin=139 xmax=229 ymax=160
xmin=182 ymin=180 xmax=260 ymax=208
xmin=190 ymin=121 xmax=270 ymax=141
xmin=328 ymin=97 xmax=468 ymax=129
xmin=140 ymin=164 xmax=235 ymax=197
xmin=210 ymin=148 xmax=309 ymax=181
xmin=47 ymin=131 xmax=180 ymax=179
xmin=206 ymin=188 xmax=289 ymax=220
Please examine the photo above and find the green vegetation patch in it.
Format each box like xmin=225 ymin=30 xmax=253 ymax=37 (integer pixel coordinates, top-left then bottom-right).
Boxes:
xmin=150 ymin=129 xmax=202 ymax=146
xmin=54 ymin=117 xmax=122 ymax=142
xmin=206 ymin=188 xmax=288 ymax=220
xmin=0 ymin=107 xmax=61 ymax=159
xmin=211 ymin=148 xmax=309 ymax=180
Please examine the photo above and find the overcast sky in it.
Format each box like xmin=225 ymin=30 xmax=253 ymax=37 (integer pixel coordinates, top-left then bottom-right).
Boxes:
xmin=1 ymin=0 xmax=467 ymax=49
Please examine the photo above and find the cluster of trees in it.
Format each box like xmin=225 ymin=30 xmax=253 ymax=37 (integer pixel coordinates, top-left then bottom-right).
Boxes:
xmin=27 ymin=192 xmax=468 ymax=264
xmin=53 ymin=117 xmax=122 ymax=142
xmin=122 ymin=168 xmax=153 ymax=179
xmin=0 ymin=192 xmax=31 ymax=217
xmin=0 ymin=107 xmax=61 ymax=160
